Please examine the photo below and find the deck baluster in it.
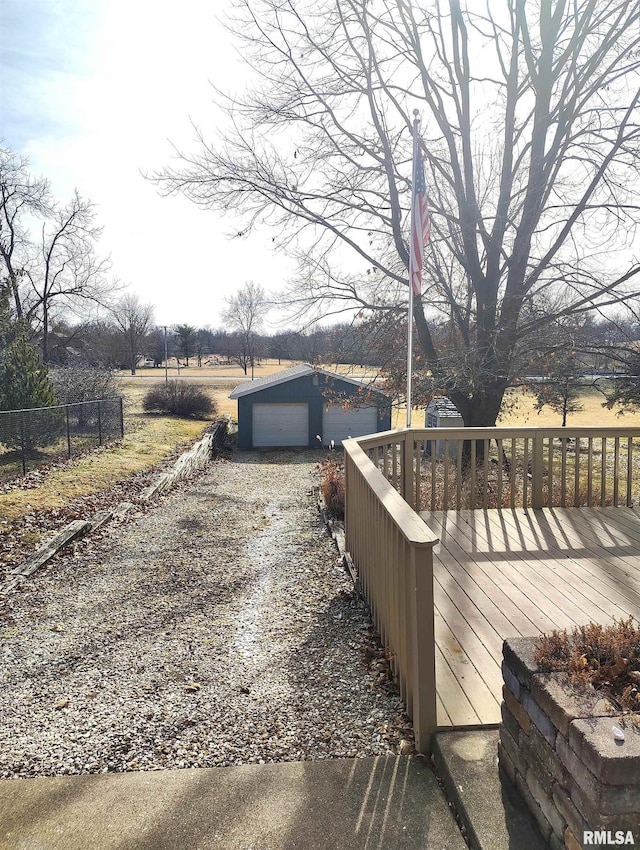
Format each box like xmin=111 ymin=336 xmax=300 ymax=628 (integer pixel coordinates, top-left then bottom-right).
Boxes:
xmin=344 ymin=425 xmax=640 ymax=747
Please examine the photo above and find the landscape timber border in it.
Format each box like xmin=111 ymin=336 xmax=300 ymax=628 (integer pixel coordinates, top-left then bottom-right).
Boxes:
xmin=1 ymin=421 xmax=230 ymax=594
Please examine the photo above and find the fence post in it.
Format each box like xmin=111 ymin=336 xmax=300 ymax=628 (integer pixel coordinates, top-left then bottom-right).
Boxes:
xmin=66 ymin=407 xmax=71 ymax=458
xmin=97 ymin=401 xmax=103 ymax=445
xmin=402 ymin=433 xmax=415 ymax=510
xmin=409 ymin=540 xmax=437 ymax=754
xmin=20 ymin=412 xmax=27 ymax=475
xmin=532 ymin=431 xmax=544 ymax=509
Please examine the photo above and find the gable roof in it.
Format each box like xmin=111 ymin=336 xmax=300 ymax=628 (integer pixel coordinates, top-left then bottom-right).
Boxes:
xmin=426 ymin=396 xmax=462 ymax=417
xmin=229 ymin=363 xmax=387 ymax=399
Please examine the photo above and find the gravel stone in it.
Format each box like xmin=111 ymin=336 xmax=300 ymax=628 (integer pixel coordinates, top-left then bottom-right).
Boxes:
xmin=0 ymin=449 xmax=413 ymax=777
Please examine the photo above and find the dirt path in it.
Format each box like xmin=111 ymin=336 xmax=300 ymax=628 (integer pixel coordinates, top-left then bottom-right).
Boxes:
xmin=0 ymin=450 xmax=412 ymax=777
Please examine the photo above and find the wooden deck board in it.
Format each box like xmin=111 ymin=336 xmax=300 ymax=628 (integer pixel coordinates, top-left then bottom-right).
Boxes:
xmin=434 ymin=607 xmax=501 ymax=723
xmin=420 ymin=507 xmax=640 ymax=727
xmin=450 ymin=511 xmax=612 ymax=627
xmin=496 ymin=511 xmax=640 ymax=619
xmin=434 ymin=644 xmax=482 ymax=726
xmin=459 ymin=509 xmax=638 ymax=624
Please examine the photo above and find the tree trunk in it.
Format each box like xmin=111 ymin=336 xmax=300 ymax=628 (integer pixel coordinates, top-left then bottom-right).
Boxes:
xmin=448 ymin=386 xmax=506 ymax=428
xmin=42 ymin=306 xmax=49 ymax=364
xmin=447 ymin=386 xmax=507 ymax=463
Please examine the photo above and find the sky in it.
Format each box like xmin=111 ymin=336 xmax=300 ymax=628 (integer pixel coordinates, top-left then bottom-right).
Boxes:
xmin=0 ymin=0 xmax=296 ymax=329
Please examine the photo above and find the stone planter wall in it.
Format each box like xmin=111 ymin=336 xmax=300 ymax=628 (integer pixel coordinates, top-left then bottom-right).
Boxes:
xmin=499 ymin=637 xmax=640 ymax=849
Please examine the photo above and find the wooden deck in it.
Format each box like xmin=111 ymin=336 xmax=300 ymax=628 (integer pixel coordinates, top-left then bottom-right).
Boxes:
xmin=419 ymin=507 xmax=640 ymax=728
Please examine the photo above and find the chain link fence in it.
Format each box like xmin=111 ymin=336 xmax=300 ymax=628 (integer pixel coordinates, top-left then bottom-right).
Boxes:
xmin=0 ymin=398 xmax=124 ymax=482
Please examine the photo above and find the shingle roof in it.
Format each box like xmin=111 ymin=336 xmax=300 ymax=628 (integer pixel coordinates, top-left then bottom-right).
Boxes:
xmin=229 ymin=363 xmax=387 ymax=399
xmin=426 ymin=396 xmax=462 ymax=416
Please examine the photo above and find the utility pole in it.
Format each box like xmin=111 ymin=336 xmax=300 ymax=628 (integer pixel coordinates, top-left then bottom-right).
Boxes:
xmin=163 ymin=326 xmax=168 ymax=386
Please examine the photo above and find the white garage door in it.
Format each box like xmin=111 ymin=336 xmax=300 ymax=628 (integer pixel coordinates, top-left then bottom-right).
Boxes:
xmin=252 ymin=403 xmax=309 ymax=447
xmin=322 ymin=404 xmax=378 ymax=447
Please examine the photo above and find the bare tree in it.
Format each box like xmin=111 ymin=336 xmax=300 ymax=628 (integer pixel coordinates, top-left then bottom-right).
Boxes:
xmin=526 ymin=318 xmax=591 ymax=425
xmin=0 ymin=144 xmax=51 ymax=321
xmin=111 ymin=294 xmax=154 ymax=375
xmin=146 ymin=326 xmax=169 ymax=367
xmin=0 ymin=146 xmax=114 ymax=360
xmin=154 ymin=0 xmax=640 ymax=426
xmin=25 ymin=191 xmax=112 ymax=362
xmin=222 ymin=281 xmax=266 ymax=377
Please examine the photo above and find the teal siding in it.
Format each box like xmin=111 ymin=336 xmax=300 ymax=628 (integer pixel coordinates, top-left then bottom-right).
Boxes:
xmin=236 ymin=374 xmax=391 ymax=449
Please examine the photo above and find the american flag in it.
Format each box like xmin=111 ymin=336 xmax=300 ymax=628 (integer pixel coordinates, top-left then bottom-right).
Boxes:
xmin=408 ymin=144 xmax=430 ymax=296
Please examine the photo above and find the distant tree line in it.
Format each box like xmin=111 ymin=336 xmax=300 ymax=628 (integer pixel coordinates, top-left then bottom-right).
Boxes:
xmin=30 ymin=303 xmax=640 ymax=382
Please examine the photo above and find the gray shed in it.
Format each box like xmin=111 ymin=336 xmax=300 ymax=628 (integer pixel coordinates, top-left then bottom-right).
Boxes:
xmin=229 ymin=364 xmax=391 ymax=449
xmin=425 ymin=396 xmax=464 ymax=459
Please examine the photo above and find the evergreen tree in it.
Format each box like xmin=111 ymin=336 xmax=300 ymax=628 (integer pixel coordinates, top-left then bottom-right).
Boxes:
xmin=0 ymin=326 xmax=56 ymax=411
xmin=0 ymin=324 xmax=58 ymax=450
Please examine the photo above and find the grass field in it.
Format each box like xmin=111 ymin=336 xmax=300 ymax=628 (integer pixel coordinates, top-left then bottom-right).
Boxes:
xmin=2 ymin=364 xmax=639 ymax=527
xmin=127 ymin=358 xmax=374 ymax=381
xmin=393 ymin=387 xmax=640 ymax=429
xmin=0 ymin=382 xmax=215 ymax=523
xmin=498 ymin=386 xmax=640 ymax=428
xmin=119 ymin=359 xmax=377 ymax=420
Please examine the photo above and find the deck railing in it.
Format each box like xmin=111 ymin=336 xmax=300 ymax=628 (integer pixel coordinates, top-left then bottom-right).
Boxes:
xmin=343 ymin=424 xmax=640 ymax=753
xmin=356 ymin=426 xmax=640 ymax=511
xmin=343 ymin=435 xmax=439 ymax=753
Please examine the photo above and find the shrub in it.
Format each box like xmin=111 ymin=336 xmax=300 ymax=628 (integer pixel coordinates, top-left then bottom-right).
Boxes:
xmin=50 ymin=364 xmax=120 ymax=426
xmin=142 ymin=380 xmax=216 ymax=418
xmin=319 ymin=458 xmax=345 ymax=519
xmin=50 ymin=364 xmax=119 ymax=405
xmin=534 ymin=617 xmax=640 ymax=715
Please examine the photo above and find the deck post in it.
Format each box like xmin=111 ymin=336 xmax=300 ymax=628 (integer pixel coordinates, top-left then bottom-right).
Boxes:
xmin=532 ymin=431 xmax=545 ymax=509
xmin=409 ymin=540 xmax=437 ymax=754
xmin=344 ymin=451 xmax=351 ymax=553
xmin=402 ymin=432 xmax=415 ymax=510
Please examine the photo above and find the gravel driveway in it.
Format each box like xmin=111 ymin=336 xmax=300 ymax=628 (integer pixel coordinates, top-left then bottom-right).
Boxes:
xmin=0 ymin=450 xmax=412 ymax=778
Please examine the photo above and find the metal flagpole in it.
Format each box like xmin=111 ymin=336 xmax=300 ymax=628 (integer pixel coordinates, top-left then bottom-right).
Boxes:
xmin=406 ymin=278 xmax=414 ymax=428
xmin=406 ymin=111 xmax=420 ymax=429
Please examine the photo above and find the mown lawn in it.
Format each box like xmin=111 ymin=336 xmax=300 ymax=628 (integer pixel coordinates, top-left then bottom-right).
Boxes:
xmin=393 ymin=387 xmax=640 ymax=429
xmin=0 ymin=380 xmax=216 ymax=523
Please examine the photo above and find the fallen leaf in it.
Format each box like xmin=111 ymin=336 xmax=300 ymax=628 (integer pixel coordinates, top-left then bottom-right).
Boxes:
xmin=55 ymin=699 xmax=69 ymax=710
xmin=611 ymin=656 xmax=628 ymax=676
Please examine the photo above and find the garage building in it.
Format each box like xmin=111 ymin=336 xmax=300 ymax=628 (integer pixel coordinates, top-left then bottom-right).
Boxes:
xmin=229 ymin=364 xmax=392 ymax=449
